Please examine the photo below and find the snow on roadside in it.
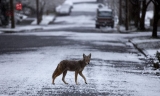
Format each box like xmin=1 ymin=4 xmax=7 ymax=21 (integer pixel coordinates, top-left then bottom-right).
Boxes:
xmin=31 ymin=15 xmax=55 ymax=25
xmin=128 ymin=32 xmax=160 ymax=76
xmin=130 ymin=35 xmax=160 ymax=57
xmin=40 ymin=15 xmax=55 ymax=25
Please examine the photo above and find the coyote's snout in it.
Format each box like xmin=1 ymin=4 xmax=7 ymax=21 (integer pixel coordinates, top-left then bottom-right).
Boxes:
xmin=52 ymin=53 xmax=91 ymax=85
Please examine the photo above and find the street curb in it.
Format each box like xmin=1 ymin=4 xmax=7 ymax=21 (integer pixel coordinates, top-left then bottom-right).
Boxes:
xmin=128 ymin=39 xmax=149 ymax=58
xmin=0 ymin=28 xmax=43 ymax=33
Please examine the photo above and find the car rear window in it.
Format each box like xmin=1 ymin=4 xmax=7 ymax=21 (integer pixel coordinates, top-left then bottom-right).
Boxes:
xmin=98 ymin=11 xmax=112 ymax=17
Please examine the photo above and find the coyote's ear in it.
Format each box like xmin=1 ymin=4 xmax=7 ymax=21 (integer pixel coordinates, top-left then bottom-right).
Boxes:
xmin=89 ymin=53 xmax=91 ymax=58
xmin=83 ymin=54 xmax=86 ymax=58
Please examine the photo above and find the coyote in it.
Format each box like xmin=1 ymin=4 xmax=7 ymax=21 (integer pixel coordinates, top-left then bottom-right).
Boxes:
xmin=52 ymin=53 xmax=91 ymax=85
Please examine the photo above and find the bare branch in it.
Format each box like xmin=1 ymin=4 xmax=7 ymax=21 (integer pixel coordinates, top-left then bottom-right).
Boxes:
xmin=151 ymin=0 xmax=158 ymax=5
xmin=129 ymin=0 xmax=139 ymax=5
xmin=146 ymin=0 xmax=152 ymax=6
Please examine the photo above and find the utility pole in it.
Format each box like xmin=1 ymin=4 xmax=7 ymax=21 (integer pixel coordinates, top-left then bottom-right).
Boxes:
xmin=36 ymin=0 xmax=39 ymax=25
xmin=119 ymin=0 xmax=122 ymax=25
xmin=10 ymin=0 xmax=15 ymax=28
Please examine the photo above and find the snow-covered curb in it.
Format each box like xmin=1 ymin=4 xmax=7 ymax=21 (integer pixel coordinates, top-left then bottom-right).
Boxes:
xmin=129 ymin=35 xmax=160 ymax=58
xmin=0 ymin=27 xmax=43 ymax=33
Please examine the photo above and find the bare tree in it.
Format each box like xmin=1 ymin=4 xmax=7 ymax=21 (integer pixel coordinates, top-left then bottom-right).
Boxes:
xmin=151 ymin=0 xmax=160 ymax=38
xmin=36 ymin=0 xmax=46 ymax=24
xmin=119 ymin=0 xmax=122 ymax=25
xmin=139 ymin=0 xmax=151 ymax=30
xmin=129 ymin=0 xmax=140 ymax=28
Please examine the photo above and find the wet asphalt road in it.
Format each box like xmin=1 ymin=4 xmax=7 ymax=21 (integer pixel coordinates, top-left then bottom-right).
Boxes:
xmin=0 ymin=31 xmax=145 ymax=96
xmin=0 ymin=30 xmax=149 ymax=96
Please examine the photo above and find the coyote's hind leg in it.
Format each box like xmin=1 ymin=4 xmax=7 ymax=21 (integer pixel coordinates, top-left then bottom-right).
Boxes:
xmin=52 ymin=70 xmax=63 ymax=84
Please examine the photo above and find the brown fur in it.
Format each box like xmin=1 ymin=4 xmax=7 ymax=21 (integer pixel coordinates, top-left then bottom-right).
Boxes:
xmin=52 ymin=53 xmax=91 ymax=85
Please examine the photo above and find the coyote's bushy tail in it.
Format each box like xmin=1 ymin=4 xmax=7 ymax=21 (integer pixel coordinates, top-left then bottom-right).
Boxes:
xmin=52 ymin=64 xmax=63 ymax=79
xmin=52 ymin=64 xmax=59 ymax=78
xmin=52 ymin=63 xmax=65 ymax=84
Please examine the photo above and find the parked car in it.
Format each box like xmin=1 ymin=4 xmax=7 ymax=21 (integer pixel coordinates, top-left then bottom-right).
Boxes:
xmin=15 ymin=13 xmax=27 ymax=24
xmin=98 ymin=3 xmax=105 ymax=8
xmin=55 ymin=0 xmax=73 ymax=16
xmin=64 ymin=0 xmax=73 ymax=8
xmin=56 ymin=4 xmax=72 ymax=16
xmin=95 ymin=7 xmax=114 ymax=28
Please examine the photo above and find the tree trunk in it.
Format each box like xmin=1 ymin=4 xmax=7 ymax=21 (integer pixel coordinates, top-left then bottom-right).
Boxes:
xmin=125 ymin=0 xmax=129 ymax=30
xmin=129 ymin=0 xmax=140 ymax=29
xmin=39 ymin=2 xmax=46 ymax=24
xmin=119 ymin=0 xmax=122 ymax=25
xmin=135 ymin=4 xmax=140 ymax=28
xmin=36 ymin=0 xmax=40 ymax=25
xmin=152 ymin=5 xmax=159 ymax=38
xmin=139 ymin=1 xmax=147 ymax=30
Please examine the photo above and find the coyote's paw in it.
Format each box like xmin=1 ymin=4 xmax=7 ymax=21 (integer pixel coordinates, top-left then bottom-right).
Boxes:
xmin=65 ymin=83 xmax=68 ymax=85
xmin=76 ymin=83 xmax=80 ymax=85
xmin=85 ymin=82 xmax=87 ymax=84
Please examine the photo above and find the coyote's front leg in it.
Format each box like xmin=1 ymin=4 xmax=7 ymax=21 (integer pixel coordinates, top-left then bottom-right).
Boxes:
xmin=79 ymin=71 xmax=87 ymax=84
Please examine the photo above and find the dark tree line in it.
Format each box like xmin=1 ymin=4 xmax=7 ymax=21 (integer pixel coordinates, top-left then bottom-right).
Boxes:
xmin=151 ymin=0 xmax=160 ymax=37
xmin=128 ymin=0 xmax=160 ymax=38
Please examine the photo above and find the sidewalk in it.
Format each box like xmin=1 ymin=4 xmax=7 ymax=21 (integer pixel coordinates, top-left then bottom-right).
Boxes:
xmin=118 ymin=25 xmax=160 ymax=63
xmin=129 ymin=36 xmax=160 ymax=58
